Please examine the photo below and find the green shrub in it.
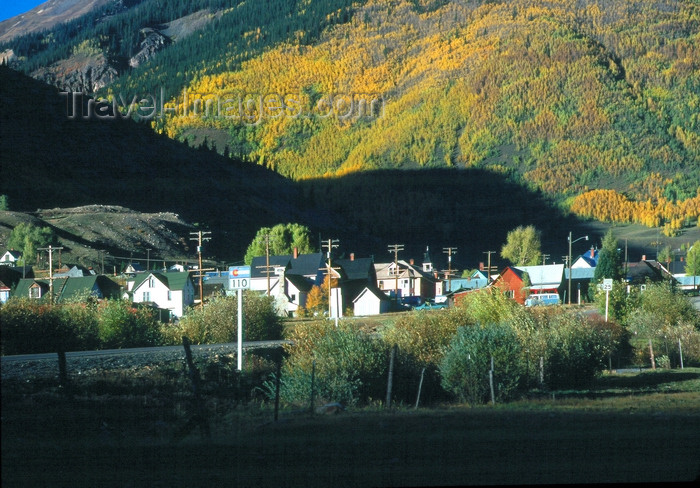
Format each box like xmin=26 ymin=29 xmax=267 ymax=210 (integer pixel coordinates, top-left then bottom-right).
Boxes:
xmin=440 ymin=322 xmax=526 ymax=404
xmin=382 ymin=307 xmax=467 ymax=366
xmin=541 ymin=313 xmax=610 ymax=389
xmin=97 ymin=300 xmax=162 ymax=349
xmin=168 ymin=292 xmax=282 ymax=345
xmin=0 ymin=299 xmax=99 ymax=354
xmin=277 ymin=320 xmax=389 ymax=407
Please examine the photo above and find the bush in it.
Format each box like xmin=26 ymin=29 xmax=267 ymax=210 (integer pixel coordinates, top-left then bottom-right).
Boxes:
xmin=0 ymin=299 xmax=100 ymax=354
xmin=277 ymin=320 xmax=389 ymax=407
xmin=168 ymin=292 xmax=282 ymax=345
xmin=383 ymin=307 xmax=468 ymax=366
xmin=97 ymin=300 xmax=162 ymax=349
xmin=440 ymin=323 xmax=526 ymax=404
xmin=541 ymin=313 xmax=610 ymax=389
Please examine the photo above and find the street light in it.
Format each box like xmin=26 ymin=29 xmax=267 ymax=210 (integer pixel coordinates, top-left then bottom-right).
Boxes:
xmin=568 ymin=232 xmax=588 ymax=305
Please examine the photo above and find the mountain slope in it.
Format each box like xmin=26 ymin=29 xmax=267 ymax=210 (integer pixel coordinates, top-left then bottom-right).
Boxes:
xmin=0 ymin=65 xmax=313 ymax=260
xmin=0 ymin=0 xmax=113 ymax=43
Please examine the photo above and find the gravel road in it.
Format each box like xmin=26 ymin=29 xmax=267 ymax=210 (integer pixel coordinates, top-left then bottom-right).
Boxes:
xmin=1 ymin=342 xmax=285 ymax=381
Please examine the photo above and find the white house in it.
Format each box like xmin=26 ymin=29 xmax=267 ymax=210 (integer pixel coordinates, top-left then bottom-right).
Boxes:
xmin=374 ymin=259 xmax=435 ymax=301
xmin=0 ymin=250 xmax=22 ymax=266
xmin=130 ymin=271 xmax=195 ymax=319
xmin=353 ymin=286 xmax=392 ymax=316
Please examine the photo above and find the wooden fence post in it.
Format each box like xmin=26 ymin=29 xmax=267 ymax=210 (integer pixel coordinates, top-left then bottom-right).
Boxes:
xmin=386 ymin=345 xmax=396 ymax=409
xmin=181 ymin=336 xmax=210 ymax=440
xmin=310 ymin=359 xmax=316 ymax=415
xmin=274 ymin=359 xmax=282 ymax=422
xmin=678 ymin=338 xmax=684 ymax=369
xmin=57 ymin=350 xmax=68 ymax=389
xmin=489 ymin=355 xmax=495 ymax=405
xmin=414 ymin=367 xmax=426 ymax=410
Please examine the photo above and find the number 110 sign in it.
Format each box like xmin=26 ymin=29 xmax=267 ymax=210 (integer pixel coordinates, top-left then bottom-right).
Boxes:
xmin=229 ymin=266 xmax=252 ymax=290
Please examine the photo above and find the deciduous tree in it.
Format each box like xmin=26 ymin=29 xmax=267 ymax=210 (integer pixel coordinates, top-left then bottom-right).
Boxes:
xmin=500 ymin=225 xmax=542 ymax=266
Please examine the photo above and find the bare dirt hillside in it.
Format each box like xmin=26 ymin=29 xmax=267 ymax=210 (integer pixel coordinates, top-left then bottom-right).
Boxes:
xmin=0 ymin=205 xmax=199 ymax=271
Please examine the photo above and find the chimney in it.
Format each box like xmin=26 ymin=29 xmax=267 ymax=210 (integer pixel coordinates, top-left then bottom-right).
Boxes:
xmin=642 ymin=254 xmax=646 ymax=261
xmin=409 ymin=258 xmax=414 ymax=265
xmin=479 ymin=262 xmax=485 ymax=271
xmin=293 ymin=247 xmax=298 ymax=259
xmin=590 ymin=246 xmax=595 ymax=258
xmin=350 ymin=253 xmax=355 ymax=261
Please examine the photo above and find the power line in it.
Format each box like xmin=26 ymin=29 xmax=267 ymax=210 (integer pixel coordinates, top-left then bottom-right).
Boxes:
xmin=190 ymin=231 xmax=212 ymax=309
xmin=322 ymin=238 xmax=340 ymax=321
xmin=443 ymin=247 xmax=457 ymax=292
xmin=38 ymin=245 xmax=64 ymax=303
xmin=387 ymin=244 xmax=404 ymax=302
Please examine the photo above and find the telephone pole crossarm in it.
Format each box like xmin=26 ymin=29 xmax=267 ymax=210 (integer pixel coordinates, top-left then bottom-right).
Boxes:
xmin=189 ymin=231 xmax=212 ymax=309
xmin=387 ymin=244 xmax=404 ymax=302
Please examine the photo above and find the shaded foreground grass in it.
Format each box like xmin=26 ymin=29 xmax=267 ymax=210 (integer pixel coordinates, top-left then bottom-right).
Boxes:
xmin=2 ymin=369 xmax=699 ymax=487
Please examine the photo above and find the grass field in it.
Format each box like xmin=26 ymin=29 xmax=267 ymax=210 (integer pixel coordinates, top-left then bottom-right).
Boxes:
xmin=2 ymin=365 xmax=699 ymax=487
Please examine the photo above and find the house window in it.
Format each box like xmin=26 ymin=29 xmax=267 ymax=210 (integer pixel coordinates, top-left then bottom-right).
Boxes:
xmin=143 ymin=291 xmax=150 ymax=302
xmin=167 ymin=290 xmax=172 ymax=301
xmin=148 ymin=277 xmax=155 ymax=288
xmin=29 ymin=286 xmax=41 ymax=299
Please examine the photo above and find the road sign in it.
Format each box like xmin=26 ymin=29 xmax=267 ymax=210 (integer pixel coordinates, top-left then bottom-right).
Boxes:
xmin=229 ymin=266 xmax=251 ymax=278
xmin=229 ymin=266 xmax=251 ymax=290
xmin=602 ymin=278 xmax=613 ymax=291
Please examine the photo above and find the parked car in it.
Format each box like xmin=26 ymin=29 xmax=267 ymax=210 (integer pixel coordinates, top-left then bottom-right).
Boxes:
xmin=525 ymin=293 xmax=560 ymax=307
xmin=415 ymin=299 xmax=447 ymax=310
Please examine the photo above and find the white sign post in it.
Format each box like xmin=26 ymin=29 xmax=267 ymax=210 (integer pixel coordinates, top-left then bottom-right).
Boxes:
xmin=603 ymin=278 xmax=613 ymax=322
xmin=229 ymin=266 xmax=251 ymax=371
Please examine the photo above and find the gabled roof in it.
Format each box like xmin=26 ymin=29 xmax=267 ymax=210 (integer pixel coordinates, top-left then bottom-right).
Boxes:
xmin=250 ymin=255 xmax=292 ymax=278
xmin=286 ymin=273 xmax=313 ymax=293
xmin=57 ymin=275 xmax=120 ymax=302
xmin=1 ymin=250 xmax=22 ymax=261
xmin=0 ymin=280 xmax=10 ymax=291
xmin=288 ymin=253 xmax=325 ymax=277
xmin=625 ymin=261 xmax=665 ymax=284
xmin=54 ymin=265 xmax=94 ymax=278
xmin=573 ymin=248 xmax=599 ymax=268
xmin=132 ymin=272 xmax=193 ymax=291
xmin=514 ymin=264 xmax=565 ymax=289
xmin=250 ymin=253 xmax=325 ymax=281
xmin=13 ymin=278 xmax=49 ymax=298
xmin=335 ymin=257 xmax=375 ymax=281
xmin=374 ymin=260 xmax=434 ymax=280
xmin=352 ymin=285 xmax=391 ymax=304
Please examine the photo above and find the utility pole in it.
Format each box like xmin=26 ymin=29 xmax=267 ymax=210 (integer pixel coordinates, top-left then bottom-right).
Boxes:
xmin=568 ymin=232 xmax=588 ymax=305
xmin=387 ymin=244 xmax=404 ymax=302
xmin=254 ymin=234 xmax=273 ymax=296
xmin=323 ymin=238 xmax=340 ymax=321
xmin=39 ymin=245 xmax=64 ymax=304
xmin=483 ymin=251 xmax=496 ymax=283
xmin=443 ymin=247 xmax=457 ymax=292
xmin=541 ymin=254 xmax=550 ymax=266
xmin=189 ymin=231 xmax=212 ymax=309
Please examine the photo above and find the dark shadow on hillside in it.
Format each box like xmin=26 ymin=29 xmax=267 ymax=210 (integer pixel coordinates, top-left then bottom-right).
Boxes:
xmin=300 ymin=169 xmax=596 ymax=269
xmin=1 ymin=65 xmax=644 ymax=266
xmin=0 ymin=65 xmax=307 ymax=259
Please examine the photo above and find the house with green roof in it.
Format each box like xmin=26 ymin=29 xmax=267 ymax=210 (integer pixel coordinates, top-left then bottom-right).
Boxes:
xmin=128 ymin=271 xmax=195 ymax=319
xmin=11 ymin=276 xmax=120 ymax=303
